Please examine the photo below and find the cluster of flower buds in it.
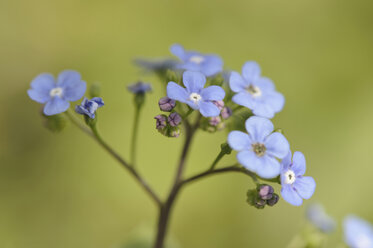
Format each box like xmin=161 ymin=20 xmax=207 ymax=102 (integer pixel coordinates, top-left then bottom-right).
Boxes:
xmin=155 ymin=97 xmax=182 ymax=137
xmin=246 ymin=184 xmax=279 ymax=209
xmin=200 ymin=100 xmax=232 ymax=133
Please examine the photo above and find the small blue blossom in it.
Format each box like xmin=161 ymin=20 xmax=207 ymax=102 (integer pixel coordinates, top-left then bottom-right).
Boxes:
xmin=127 ymin=81 xmax=152 ymax=94
xmin=306 ymin=203 xmax=336 ymax=233
xmin=134 ymin=58 xmax=177 ymax=72
xmin=280 ymin=151 xmax=316 ymax=206
xmin=227 ymin=116 xmax=290 ymax=178
xmin=170 ymin=44 xmax=223 ymax=77
xmin=167 ymin=71 xmax=225 ymax=117
xmin=344 ymin=215 xmax=373 ymax=248
xmin=229 ymin=61 xmax=284 ymax=119
xmin=27 ymin=70 xmax=86 ymax=116
xmin=75 ymin=97 xmax=104 ymax=119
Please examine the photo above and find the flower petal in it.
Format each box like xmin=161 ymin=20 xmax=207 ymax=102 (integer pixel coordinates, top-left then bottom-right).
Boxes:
xmin=228 ymin=131 xmax=252 ymax=151
xmin=264 ymin=132 xmax=290 ymax=159
xmin=28 ymin=73 xmax=55 ymax=103
xmin=294 ymin=176 xmax=316 ymax=199
xmin=91 ymin=97 xmax=105 ymax=107
xmin=236 ymin=150 xmax=261 ymax=173
xmin=256 ymin=155 xmax=281 ymax=179
xmin=291 ymin=151 xmax=306 ymax=176
xmin=43 ymin=97 xmax=70 ymax=116
xmin=254 ymin=77 xmax=275 ymax=91
xmin=57 ymin=70 xmax=86 ymax=101
xmin=229 ymin=71 xmax=248 ymax=92
xmin=232 ymin=92 xmax=255 ymax=109
xmin=281 ymin=184 xmax=303 ymax=206
xmin=242 ymin=61 xmax=261 ymax=82
xmin=167 ymin=82 xmax=189 ymax=103
xmin=252 ymin=102 xmax=275 ymax=119
xmin=57 ymin=70 xmax=81 ymax=86
xmin=170 ymin=44 xmax=185 ymax=60
xmin=201 ymin=86 xmax=225 ymax=101
xmin=281 ymin=150 xmax=292 ymax=171
xmin=199 ymin=101 xmax=220 ymax=117
xmin=182 ymin=71 xmax=206 ymax=93
xmin=245 ymin=116 xmax=274 ymax=142
xmin=344 ymin=215 xmax=373 ymax=248
xmin=265 ymin=91 xmax=285 ymax=113
xmin=200 ymin=55 xmax=223 ymax=76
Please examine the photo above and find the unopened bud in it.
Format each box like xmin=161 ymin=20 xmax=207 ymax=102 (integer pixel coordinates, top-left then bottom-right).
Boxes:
xmin=154 ymin=115 xmax=167 ymax=130
xmin=158 ymin=97 xmax=176 ymax=112
xmin=221 ymin=107 xmax=232 ymax=119
xmin=258 ymin=184 xmax=274 ymax=200
xmin=266 ymin=193 xmax=279 ymax=206
xmin=209 ymin=116 xmax=222 ymax=126
xmin=168 ymin=126 xmax=180 ymax=138
xmin=213 ymin=100 xmax=225 ymax=110
xmin=168 ymin=112 xmax=182 ymax=127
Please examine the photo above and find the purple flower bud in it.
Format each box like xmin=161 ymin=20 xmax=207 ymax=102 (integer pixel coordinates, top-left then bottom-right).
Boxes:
xmin=213 ymin=100 xmax=225 ymax=110
xmin=168 ymin=112 xmax=182 ymax=127
xmin=209 ymin=116 xmax=222 ymax=126
xmin=169 ymin=127 xmax=180 ymax=137
xmin=267 ymin=194 xmax=279 ymax=206
xmin=154 ymin=115 xmax=167 ymax=130
xmin=255 ymin=199 xmax=267 ymax=209
xmin=158 ymin=97 xmax=176 ymax=112
xmin=258 ymin=184 xmax=274 ymax=200
xmin=221 ymin=107 xmax=232 ymax=119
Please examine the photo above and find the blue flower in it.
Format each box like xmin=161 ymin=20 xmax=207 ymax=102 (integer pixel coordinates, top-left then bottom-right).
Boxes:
xmin=229 ymin=61 xmax=284 ymax=118
xmin=280 ymin=151 xmax=316 ymax=206
xmin=167 ymin=71 xmax=225 ymax=117
xmin=75 ymin=97 xmax=104 ymax=119
xmin=134 ymin=58 xmax=177 ymax=72
xmin=227 ymin=116 xmax=290 ymax=178
xmin=27 ymin=70 xmax=86 ymax=116
xmin=170 ymin=44 xmax=223 ymax=77
xmin=127 ymin=81 xmax=152 ymax=94
xmin=344 ymin=215 xmax=373 ymax=248
xmin=306 ymin=203 xmax=336 ymax=233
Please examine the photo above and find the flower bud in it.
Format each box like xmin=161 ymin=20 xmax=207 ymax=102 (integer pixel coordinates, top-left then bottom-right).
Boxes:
xmin=168 ymin=126 xmax=180 ymax=138
xmin=154 ymin=115 xmax=167 ymax=130
xmin=168 ymin=112 xmax=182 ymax=127
xmin=221 ymin=107 xmax=232 ymax=119
xmin=213 ymin=100 xmax=224 ymax=110
xmin=89 ymin=82 xmax=101 ymax=98
xmin=266 ymin=193 xmax=279 ymax=206
xmin=158 ymin=97 xmax=176 ymax=112
xmin=209 ymin=116 xmax=222 ymax=126
xmin=258 ymin=184 xmax=274 ymax=200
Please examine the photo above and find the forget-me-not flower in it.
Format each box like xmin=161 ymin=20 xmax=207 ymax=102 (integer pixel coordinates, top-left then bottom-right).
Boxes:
xmin=280 ymin=151 xmax=316 ymax=206
xmin=28 ymin=70 xmax=86 ymax=116
xmin=170 ymin=44 xmax=223 ymax=77
xmin=227 ymin=116 xmax=290 ymax=178
xmin=229 ymin=61 xmax=284 ymax=118
xmin=306 ymin=203 xmax=336 ymax=233
xmin=127 ymin=81 xmax=152 ymax=94
xmin=167 ymin=71 xmax=225 ymax=117
xmin=344 ymin=215 xmax=373 ymax=248
xmin=75 ymin=97 xmax=104 ymax=119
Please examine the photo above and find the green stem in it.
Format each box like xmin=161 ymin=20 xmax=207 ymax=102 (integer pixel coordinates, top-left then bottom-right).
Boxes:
xmin=182 ymin=108 xmax=193 ymax=119
xmin=209 ymin=150 xmax=226 ymax=170
xmin=130 ymin=107 xmax=142 ymax=167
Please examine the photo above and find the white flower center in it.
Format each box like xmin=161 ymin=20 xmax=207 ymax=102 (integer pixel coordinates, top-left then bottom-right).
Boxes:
xmin=284 ymin=170 xmax=296 ymax=184
xmin=49 ymin=87 xmax=63 ymax=98
xmin=246 ymin=85 xmax=262 ymax=98
xmin=189 ymin=93 xmax=202 ymax=104
xmin=356 ymin=234 xmax=372 ymax=248
xmin=189 ymin=55 xmax=205 ymax=64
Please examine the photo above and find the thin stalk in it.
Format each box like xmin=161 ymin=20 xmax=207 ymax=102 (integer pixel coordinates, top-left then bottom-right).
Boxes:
xmin=209 ymin=150 xmax=226 ymax=170
xmin=130 ymin=106 xmax=142 ymax=167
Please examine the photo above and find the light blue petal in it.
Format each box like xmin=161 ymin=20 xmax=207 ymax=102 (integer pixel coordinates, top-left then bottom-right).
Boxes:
xmin=167 ymin=82 xmax=189 ymax=103
xmin=245 ymin=116 xmax=274 ymax=142
xmin=237 ymin=150 xmax=261 ymax=173
xmin=281 ymin=184 xmax=303 ymax=206
xmin=27 ymin=89 xmax=51 ymax=104
xmin=63 ymin=80 xmax=86 ymax=102
xmin=256 ymin=155 xmax=281 ymax=179
xmin=229 ymin=71 xmax=248 ymax=92
xmin=91 ymin=97 xmax=104 ymax=107
xmin=252 ymin=102 xmax=276 ymax=119
xmin=182 ymin=71 xmax=206 ymax=93
xmin=242 ymin=61 xmax=261 ymax=82
xmin=291 ymin=151 xmax=306 ymax=176
xmin=264 ymin=132 xmax=290 ymax=159
xmin=200 ymin=55 xmax=223 ymax=76
xmin=75 ymin=105 xmax=87 ymax=115
xmin=281 ymin=150 xmax=292 ymax=171
xmin=232 ymin=92 xmax=255 ymax=109
xmin=43 ymin=97 xmax=70 ymax=116
xmin=170 ymin=44 xmax=185 ymax=60
xmin=201 ymin=86 xmax=225 ymax=101
xmin=57 ymin=70 xmax=81 ymax=86
xmin=28 ymin=73 xmax=55 ymax=103
xmin=294 ymin=176 xmax=316 ymax=199
xmin=344 ymin=215 xmax=373 ymax=248
xmin=199 ymin=101 xmax=220 ymax=117
xmin=227 ymin=131 xmax=252 ymax=151
xmin=254 ymin=77 xmax=275 ymax=91
xmin=266 ymin=91 xmax=285 ymax=113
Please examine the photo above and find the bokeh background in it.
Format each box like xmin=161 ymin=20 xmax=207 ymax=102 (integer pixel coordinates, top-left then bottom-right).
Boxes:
xmin=1 ymin=0 xmax=373 ymax=247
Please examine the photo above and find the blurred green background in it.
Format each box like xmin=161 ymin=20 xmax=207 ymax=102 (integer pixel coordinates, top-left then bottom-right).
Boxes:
xmin=1 ymin=0 xmax=373 ymax=247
